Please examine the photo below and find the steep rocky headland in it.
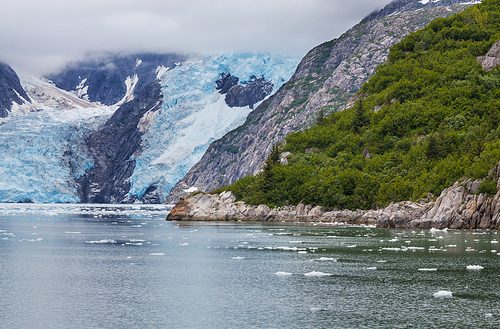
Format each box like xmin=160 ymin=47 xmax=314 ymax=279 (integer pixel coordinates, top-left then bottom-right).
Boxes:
xmin=167 ymin=162 xmax=500 ymax=230
xmin=166 ymin=0 xmax=476 ymax=203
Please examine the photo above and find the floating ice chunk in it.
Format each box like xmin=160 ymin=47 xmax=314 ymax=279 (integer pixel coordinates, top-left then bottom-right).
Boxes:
xmin=316 ymin=257 xmax=337 ymax=262
xmin=377 ymin=260 xmax=387 ymax=263
xmin=232 ymin=256 xmax=245 ymax=260
xmin=298 ymin=251 xmax=308 ymax=254
xmin=65 ymin=231 xmax=81 ymax=234
xmin=276 ymin=246 xmax=298 ymax=251
xmin=434 ymin=291 xmax=453 ymax=298
xmin=346 ymin=245 xmax=357 ymax=248
xmin=418 ymin=268 xmax=438 ymax=271
xmin=304 ymin=271 xmax=332 ymax=277
xmin=150 ymin=253 xmax=165 ymax=256
xmin=366 ymin=267 xmax=377 ymax=270
xmin=491 ymin=240 xmax=499 ymax=244
xmin=466 ymin=265 xmax=484 ymax=270
xmin=445 ymin=245 xmax=457 ymax=248
xmin=85 ymin=239 xmax=118 ymax=244
xmin=275 ymin=272 xmax=292 ymax=276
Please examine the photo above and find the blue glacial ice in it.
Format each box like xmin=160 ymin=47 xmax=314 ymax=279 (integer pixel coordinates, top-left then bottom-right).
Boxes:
xmin=128 ymin=53 xmax=300 ymax=201
xmin=0 ymin=108 xmax=112 ymax=203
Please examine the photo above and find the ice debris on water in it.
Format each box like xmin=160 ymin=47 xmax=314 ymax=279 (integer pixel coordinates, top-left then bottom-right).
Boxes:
xmin=86 ymin=239 xmax=117 ymax=244
xmin=466 ymin=265 xmax=484 ymax=270
xmin=315 ymin=257 xmax=337 ymax=262
xmin=304 ymin=271 xmax=333 ymax=277
xmin=434 ymin=291 xmax=453 ymax=298
xmin=275 ymin=272 xmax=292 ymax=276
xmin=418 ymin=268 xmax=438 ymax=271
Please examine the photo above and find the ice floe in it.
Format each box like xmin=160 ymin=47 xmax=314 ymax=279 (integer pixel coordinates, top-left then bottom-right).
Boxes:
xmin=418 ymin=268 xmax=438 ymax=271
xmin=315 ymin=257 xmax=337 ymax=262
xmin=275 ymin=272 xmax=292 ymax=276
xmin=304 ymin=271 xmax=333 ymax=277
xmin=85 ymin=239 xmax=117 ymax=244
xmin=434 ymin=291 xmax=453 ymax=298
xmin=466 ymin=265 xmax=484 ymax=270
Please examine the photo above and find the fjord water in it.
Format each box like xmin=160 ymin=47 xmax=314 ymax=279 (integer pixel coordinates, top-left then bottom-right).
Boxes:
xmin=1 ymin=204 xmax=500 ymax=328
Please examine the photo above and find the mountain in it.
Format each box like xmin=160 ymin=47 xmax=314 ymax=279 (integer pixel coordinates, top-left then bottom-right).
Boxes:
xmin=47 ymin=53 xmax=188 ymax=105
xmin=0 ymin=62 xmax=30 ymax=118
xmin=166 ymin=0 xmax=478 ymax=203
xmin=82 ymin=53 xmax=299 ymax=203
xmin=204 ymin=0 xmax=500 ymax=211
xmin=0 ymin=53 xmax=298 ymax=203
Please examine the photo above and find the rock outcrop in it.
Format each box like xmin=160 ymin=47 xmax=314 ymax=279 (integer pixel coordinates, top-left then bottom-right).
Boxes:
xmin=478 ymin=40 xmax=500 ymax=71
xmin=167 ymin=162 xmax=500 ymax=230
xmin=166 ymin=0 xmax=476 ymax=204
xmin=0 ymin=62 xmax=30 ymax=118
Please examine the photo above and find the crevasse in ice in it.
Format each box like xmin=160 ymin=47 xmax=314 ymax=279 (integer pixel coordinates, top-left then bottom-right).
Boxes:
xmin=128 ymin=53 xmax=300 ymax=201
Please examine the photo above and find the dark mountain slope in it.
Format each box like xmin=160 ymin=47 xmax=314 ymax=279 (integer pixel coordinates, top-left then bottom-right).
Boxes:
xmin=0 ymin=62 xmax=30 ymax=118
xmin=47 ymin=53 xmax=187 ymax=105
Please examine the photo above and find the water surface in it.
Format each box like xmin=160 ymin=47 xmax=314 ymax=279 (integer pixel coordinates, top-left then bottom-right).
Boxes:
xmin=1 ymin=204 xmax=499 ymax=328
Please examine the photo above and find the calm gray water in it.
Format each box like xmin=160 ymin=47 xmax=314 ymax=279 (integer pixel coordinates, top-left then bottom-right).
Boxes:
xmin=1 ymin=204 xmax=500 ymax=328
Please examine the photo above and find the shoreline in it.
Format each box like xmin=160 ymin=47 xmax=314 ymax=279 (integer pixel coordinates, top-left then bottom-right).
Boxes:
xmin=166 ymin=175 xmax=500 ymax=231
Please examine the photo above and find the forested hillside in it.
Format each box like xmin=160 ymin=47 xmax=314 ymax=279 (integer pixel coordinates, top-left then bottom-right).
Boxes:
xmin=216 ymin=0 xmax=500 ymax=210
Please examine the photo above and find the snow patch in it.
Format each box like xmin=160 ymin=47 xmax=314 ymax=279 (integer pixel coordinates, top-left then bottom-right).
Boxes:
xmin=156 ymin=65 xmax=170 ymax=79
xmin=115 ymin=74 xmax=139 ymax=106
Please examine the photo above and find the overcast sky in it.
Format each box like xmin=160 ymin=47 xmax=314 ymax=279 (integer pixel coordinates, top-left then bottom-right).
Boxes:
xmin=0 ymin=0 xmax=392 ymax=75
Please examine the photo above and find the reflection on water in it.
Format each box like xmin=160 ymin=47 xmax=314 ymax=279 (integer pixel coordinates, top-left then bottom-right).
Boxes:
xmin=1 ymin=204 xmax=500 ymax=328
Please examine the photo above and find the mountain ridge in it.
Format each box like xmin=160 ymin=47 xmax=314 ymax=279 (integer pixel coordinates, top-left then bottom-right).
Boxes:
xmin=166 ymin=0 xmax=476 ymax=204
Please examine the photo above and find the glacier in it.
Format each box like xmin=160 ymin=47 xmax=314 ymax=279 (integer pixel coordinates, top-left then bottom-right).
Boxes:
xmin=0 ymin=107 xmax=113 ymax=203
xmin=128 ymin=53 xmax=300 ymax=202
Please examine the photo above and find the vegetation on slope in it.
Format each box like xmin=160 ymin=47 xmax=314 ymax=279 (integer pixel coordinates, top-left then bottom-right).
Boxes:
xmin=215 ymin=0 xmax=500 ymax=210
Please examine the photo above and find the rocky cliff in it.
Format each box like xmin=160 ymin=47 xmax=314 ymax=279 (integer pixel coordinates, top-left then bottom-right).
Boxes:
xmin=0 ymin=62 xmax=30 ymax=118
xmin=166 ymin=0 xmax=476 ymax=203
xmin=78 ymin=80 xmax=163 ymax=203
xmin=167 ymin=161 xmax=500 ymax=230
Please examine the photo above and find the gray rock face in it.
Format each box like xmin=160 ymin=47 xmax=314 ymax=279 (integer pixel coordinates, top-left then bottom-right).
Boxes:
xmin=166 ymin=0 xmax=474 ymax=204
xmin=167 ymin=161 xmax=500 ymax=230
xmin=478 ymin=40 xmax=500 ymax=71
xmin=0 ymin=62 xmax=30 ymax=117
xmin=78 ymin=80 xmax=163 ymax=203
xmin=216 ymin=72 xmax=274 ymax=109
xmin=224 ymin=75 xmax=273 ymax=109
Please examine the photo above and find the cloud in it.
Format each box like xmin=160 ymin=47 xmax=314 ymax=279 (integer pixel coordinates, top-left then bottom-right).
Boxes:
xmin=0 ymin=0 xmax=390 ymax=75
